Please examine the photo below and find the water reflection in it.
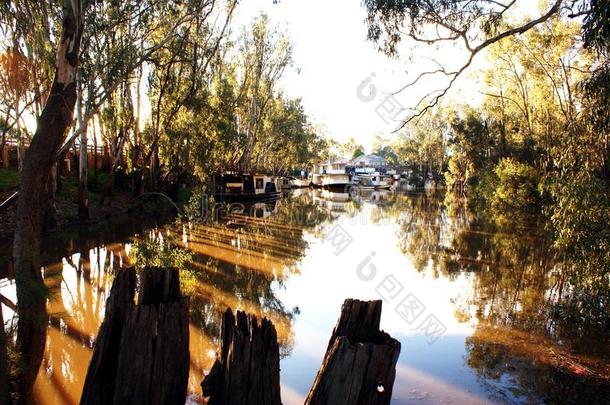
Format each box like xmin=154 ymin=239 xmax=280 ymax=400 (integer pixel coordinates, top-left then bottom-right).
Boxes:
xmin=0 ymin=189 xmax=608 ymax=404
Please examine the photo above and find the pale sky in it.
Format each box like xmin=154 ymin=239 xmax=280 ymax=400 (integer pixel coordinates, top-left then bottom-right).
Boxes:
xmin=234 ymin=0 xmax=542 ymax=152
xmin=234 ymin=0 xmax=477 ymax=151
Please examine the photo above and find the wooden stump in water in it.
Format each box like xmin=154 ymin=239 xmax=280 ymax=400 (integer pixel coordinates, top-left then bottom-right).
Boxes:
xmin=81 ymin=267 xmax=189 ymax=405
xmin=305 ymin=299 xmax=401 ymax=405
xmin=80 ymin=266 xmax=136 ymax=405
xmin=201 ymin=309 xmax=282 ymax=405
xmin=138 ymin=266 xmax=182 ymax=305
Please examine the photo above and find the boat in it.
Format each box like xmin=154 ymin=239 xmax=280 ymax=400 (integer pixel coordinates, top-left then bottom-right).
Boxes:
xmin=357 ymin=173 xmax=392 ymax=190
xmin=276 ymin=176 xmax=292 ymax=190
xmin=319 ymin=160 xmax=352 ymax=190
xmin=289 ymin=177 xmax=311 ymax=188
xmin=214 ymin=172 xmax=281 ymax=201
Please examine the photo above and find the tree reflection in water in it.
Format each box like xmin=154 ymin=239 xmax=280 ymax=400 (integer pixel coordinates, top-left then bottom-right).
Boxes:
xmin=1 ymin=190 xmax=607 ymax=404
xmin=126 ymin=192 xmax=333 ymax=400
xmin=392 ymin=192 xmax=610 ymax=401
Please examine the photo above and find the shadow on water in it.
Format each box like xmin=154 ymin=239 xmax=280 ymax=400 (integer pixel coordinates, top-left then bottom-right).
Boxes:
xmin=1 ymin=189 xmax=608 ymax=404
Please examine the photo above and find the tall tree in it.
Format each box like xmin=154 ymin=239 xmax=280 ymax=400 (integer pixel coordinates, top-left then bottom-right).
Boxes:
xmin=363 ymin=0 xmax=573 ymax=127
xmin=236 ymin=15 xmax=292 ymax=170
xmin=11 ymin=1 xmax=84 ymax=402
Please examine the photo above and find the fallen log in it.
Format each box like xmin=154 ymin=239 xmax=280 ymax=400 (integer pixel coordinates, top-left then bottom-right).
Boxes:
xmin=81 ymin=267 xmax=189 ymax=405
xmin=305 ymin=299 xmax=401 ymax=405
xmin=201 ymin=309 xmax=282 ymax=405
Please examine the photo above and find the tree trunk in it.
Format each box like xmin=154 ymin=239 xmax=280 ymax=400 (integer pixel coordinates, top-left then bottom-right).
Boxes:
xmin=305 ymin=299 xmax=401 ymax=405
xmin=0 ymin=131 xmax=7 ymax=169
xmin=113 ymin=267 xmax=189 ymax=405
xmin=12 ymin=1 xmax=83 ymax=402
xmin=17 ymin=134 xmax=23 ymax=173
xmin=43 ymin=163 xmax=58 ymax=233
xmin=0 ymin=302 xmax=8 ymax=405
xmin=151 ymin=145 xmax=159 ymax=190
xmin=93 ymin=115 xmax=98 ymax=178
xmin=99 ymin=130 xmax=126 ymax=206
xmin=78 ymin=70 xmax=89 ymax=219
xmin=201 ymin=309 xmax=282 ymax=405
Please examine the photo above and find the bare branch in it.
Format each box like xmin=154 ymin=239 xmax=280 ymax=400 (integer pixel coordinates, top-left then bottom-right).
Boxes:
xmin=391 ymin=0 xmax=563 ymax=131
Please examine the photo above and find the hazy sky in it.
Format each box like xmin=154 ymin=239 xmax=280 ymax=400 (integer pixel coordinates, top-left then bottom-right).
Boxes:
xmin=233 ymin=0 xmax=480 ymax=151
xmin=234 ymin=0 xmax=542 ymax=152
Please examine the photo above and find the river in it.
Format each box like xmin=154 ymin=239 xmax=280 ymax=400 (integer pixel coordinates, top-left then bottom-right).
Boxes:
xmin=1 ymin=188 xmax=608 ymax=404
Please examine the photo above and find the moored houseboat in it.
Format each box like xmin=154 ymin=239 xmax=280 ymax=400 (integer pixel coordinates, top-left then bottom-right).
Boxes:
xmin=276 ymin=176 xmax=292 ymax=190
xmin=311 ymin=173 xmax=324 ymax=188
xmin=357 ymin=173 xmax=392 ymax=190
xmin=289 ymin=177 xmax=311 ymax=188
xmin=214 ymin=172 xmax=281 ymax=201
xmin=289 ymin=169 xmax=311 ymax=188
xmin=319 ymin=159 xmax=352 ymax=190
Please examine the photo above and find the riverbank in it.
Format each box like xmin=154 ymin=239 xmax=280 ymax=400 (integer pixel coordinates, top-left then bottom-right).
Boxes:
xmin=0 ymin=171 xmax=136 ymax=240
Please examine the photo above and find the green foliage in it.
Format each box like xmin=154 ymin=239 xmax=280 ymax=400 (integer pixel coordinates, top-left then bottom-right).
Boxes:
xmin=444 ymin=109 xmax=491 ymax=195
xmin=545 ymin=171 xmax=610 ymax=277
xmin=0 ymin=168 xmax=19 ymax=191
xmin=181 ymin=185 xmax=208 ymax=221
xmin=492 ymin=158 xmax=540 ymax=217
xmin=352 ymin=147 xmax=365 ymax=159
xmin=373 ymin=136 xmax=399 ymax=165
xmin=87 ymin=172 xmax=110 ymax=194
xmin=130 ymin=236 xmax=193 ymax=270
xmin=147 ymin=12 xmax=325 ymax=177
xmin=335 ymin=138 xmax=364 ymax=161
xmin=388 ymin=12 xmax=610 ymax=295
xmin=393 ymin=108 xmax=450 ymax=183
xmin=581 ymin=0 xmax=610 ymax=52
xmin=363 ymin=0 xmax=558 ymax=57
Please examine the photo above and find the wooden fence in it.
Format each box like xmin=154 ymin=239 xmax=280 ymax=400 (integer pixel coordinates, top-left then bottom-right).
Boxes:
xmin=1 ymin=140 xmax=114 ymax=173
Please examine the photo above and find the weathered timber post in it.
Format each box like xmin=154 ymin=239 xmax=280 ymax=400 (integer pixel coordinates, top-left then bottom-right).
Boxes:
xmin=80 ymin=266 xmax=136 ymax=405
xmin=305 ymin=299 xmax=401 ymax=405
xmin=201 ymin=309 xmax=282 ymax=405
xmin=113 ymin=267 xmax=189 ymax=405
xmin=81 ymin=267 xmax=189 ymax=405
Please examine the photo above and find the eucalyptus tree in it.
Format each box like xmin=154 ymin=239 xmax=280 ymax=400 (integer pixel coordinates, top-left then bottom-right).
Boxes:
xmin=236 ymin=14 xmax=293 ymax=170
xmin=337 ymin=138 xmax=364 ymax=161
xmin=482 ymin=18 xmax=588 ymax=169
xmin=10 ymin=1 xmax=84 ymax=402
xmin=443 ymin=109 xmax=492 ymax=197
xmin=547 ymin=2 xmax=610 ymax=301
xmin=2 ymin=0 xmax=238 ymax=398
xmin=258 ymin=97 xmax=320 ymax=173
xmin=371 ymin=135 xmax=399 ymax=165
xmin=144 ymin=0 xmax=237 ymax=187
xmin=363 ymin=0 xmax=607 ymax=245
xmin=0 ymin=2 xmax=59 ymax=170
xmin=176 ymin=63 xmax=243 ymax=180
xmin=74 ymin=0 xmax=236 ymax=214
xmin=362 ymin=0 xmax=599 ymax=127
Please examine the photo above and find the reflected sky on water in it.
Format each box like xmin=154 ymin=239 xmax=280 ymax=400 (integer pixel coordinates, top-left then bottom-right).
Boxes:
xmin=1 ymin=188 xmax=608 ymax=404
